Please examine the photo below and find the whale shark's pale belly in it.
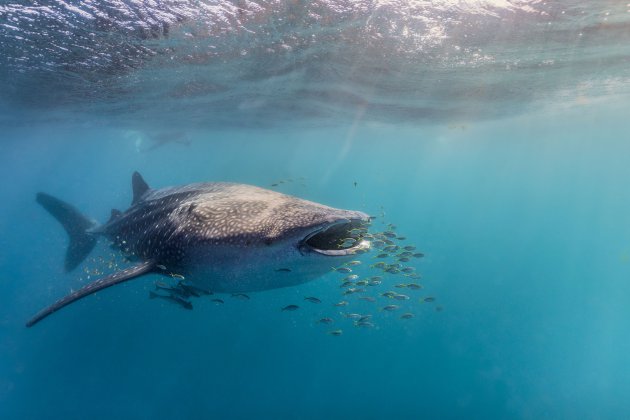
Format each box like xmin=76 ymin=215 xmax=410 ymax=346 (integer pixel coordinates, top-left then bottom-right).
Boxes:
xmin=179 ymin=244 xmax=356 ymax=293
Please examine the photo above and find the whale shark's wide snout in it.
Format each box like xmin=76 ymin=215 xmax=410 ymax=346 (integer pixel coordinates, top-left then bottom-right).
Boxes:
xmin=299 ymin=211 xmax=371 ymax=256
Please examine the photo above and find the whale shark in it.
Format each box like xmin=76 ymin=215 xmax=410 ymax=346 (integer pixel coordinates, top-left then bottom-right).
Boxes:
xmin=27 ymin=172 xmax=370 ymax=327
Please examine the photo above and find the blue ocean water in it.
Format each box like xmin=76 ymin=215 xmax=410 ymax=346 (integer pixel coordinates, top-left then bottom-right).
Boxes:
xmin=2 ymin=1 xmax=630 ymax=419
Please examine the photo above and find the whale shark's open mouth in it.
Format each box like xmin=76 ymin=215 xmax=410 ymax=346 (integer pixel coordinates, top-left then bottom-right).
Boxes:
xmin=302 ymin=218 xmax=371 ymax=256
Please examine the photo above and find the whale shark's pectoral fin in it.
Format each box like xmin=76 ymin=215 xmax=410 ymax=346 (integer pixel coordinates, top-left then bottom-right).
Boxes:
xmin=26 ymin=260 xmax=156 ymax=328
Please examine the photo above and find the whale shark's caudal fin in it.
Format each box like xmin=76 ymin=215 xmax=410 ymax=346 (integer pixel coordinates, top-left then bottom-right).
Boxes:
xmin=36 ymin=192 xmax=98 ymax=272
xmin=131 ymin=171 xmax=150 ymax=205
xmin=26 ymin=260 xmax=156 ymax=327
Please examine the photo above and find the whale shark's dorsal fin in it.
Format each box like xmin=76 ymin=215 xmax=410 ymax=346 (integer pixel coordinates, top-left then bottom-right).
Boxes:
xmin=132 ymin=171 xmax=150 ymax=205
xmin=108 ymin=209 xmax=122 ymax=223
xmin=26 ymin=260 xmax=156 ymax=327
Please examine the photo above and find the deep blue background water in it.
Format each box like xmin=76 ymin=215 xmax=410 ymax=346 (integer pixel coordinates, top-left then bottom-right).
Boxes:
xmin=3 ymin=1 xmax=630 ymax=418
xmin=2 ymin=98 xmax=630 ymax=418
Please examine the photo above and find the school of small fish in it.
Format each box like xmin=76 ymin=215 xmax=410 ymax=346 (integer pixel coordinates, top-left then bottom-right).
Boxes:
xmin=279 ymin=219 xmax=442 ymax=335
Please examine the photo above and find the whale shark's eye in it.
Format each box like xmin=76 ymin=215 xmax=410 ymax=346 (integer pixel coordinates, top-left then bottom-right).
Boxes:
xmin=303 ymin=219 xmax=369 ymax=256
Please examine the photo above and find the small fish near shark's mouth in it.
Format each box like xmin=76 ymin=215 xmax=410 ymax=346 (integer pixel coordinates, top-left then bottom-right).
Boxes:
xmin=300 ymin=216 xmax=372 ymax=256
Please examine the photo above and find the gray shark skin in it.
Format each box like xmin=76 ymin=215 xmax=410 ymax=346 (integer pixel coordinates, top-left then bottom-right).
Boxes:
xmin=27 ymin=172 xmax=370 ymax=327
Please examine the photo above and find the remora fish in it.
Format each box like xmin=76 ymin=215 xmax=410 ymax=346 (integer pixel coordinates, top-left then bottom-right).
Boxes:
xmin=148 ymin=291 xmax=193 ymax=310
xmin=27 ymin=172 xmax=370 ymax=327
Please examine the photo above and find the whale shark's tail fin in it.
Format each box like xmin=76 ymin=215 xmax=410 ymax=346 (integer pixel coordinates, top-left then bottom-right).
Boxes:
xmin=36 ymin=192 xmax=98 ymax=272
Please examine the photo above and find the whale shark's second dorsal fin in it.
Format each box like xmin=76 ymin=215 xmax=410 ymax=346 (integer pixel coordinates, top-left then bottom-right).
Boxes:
xmin=132 ymin=171 xmax=150 ymax=205
xmin=108 ymin=209 xmax=122 ymax=223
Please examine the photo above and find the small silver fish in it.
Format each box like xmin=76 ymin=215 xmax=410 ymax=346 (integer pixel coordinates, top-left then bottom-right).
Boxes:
xmin=318 ymin=317 xmax=334 ymax=324
xmin=359 ymin=297 xmax=376 ymax=302
xmin=424 ymin=297 xmax=435 ymax=303
xmin=343 ymin=288 xmax=365 ymax=295
xmin=355 ymin=321 xmax=375 ymax=328
xmin=304 ymin=296 xmax=321 ymax=304
xmin=346 ymin=260 xmax=362 ymax=266
xmin=333 ymin=267 xmax=352 ymax=273
xmin=340 ymin=238 xmax=357 ymax=247
xmin=211 ymin=298 xmax=224 ymax=304
xmin=400 ymin=313 xmax=414 ymax=319
xmin=407 ymin=283 xmax=422 ymax=290
xmin=382 ymin=305 xmax=399 ymax=311
xmin=231 ymin=293 xmax=250 ymax=300
xmin=282 ymin=305 xmax=300 ymax=311
xmin=329 ymin=330 xmax=343 ymax=336
xmin=340 ymin=281 xmax=355 ymax=288
xmin=334 ymin=300 xmax=349 ymax=307
xmin=344 ymin=274 xmax=359 ymax=281
xmin=393 ymin=294 xmax=410 ymax=301
xmin=343 ymin=313 xmax=362 ymax=319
